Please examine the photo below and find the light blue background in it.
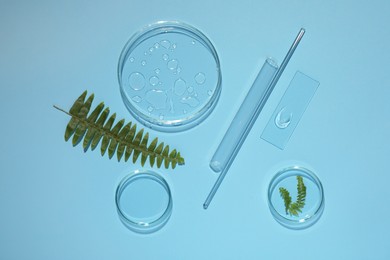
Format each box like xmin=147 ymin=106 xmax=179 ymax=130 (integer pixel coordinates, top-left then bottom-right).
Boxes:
xmin=1 ymin=0 xmax=389 ymax=259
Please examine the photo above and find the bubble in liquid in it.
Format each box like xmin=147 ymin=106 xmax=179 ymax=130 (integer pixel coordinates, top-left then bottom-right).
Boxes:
xmin=141 ymin=60 xmax=147 ymax=66
xmin=171 ymin=43 xmax=177 ymax=50
xmin=132 ymin=95 xmax=142 ymax=103
xmin=154 ymin=43 xmax=160 ymax=49
xmin=162 ymin=54 xmax=169 ymax=61
xmin=174 ymin=78 xmax=186 ymax=96
xmin=149 ymin=76 xmax=159 ymax=86
xmin=160 ymin=40 xmax=171 ymax=49
xmin=128 ymin=72 xmax=145 ymax=90
xmin=195 ymin=72 xmax=206 ymax=84
xmin=167 ymin=59 xmax=178 ymax=70
xmin=129 ymin=57 xmax=135 ymax=62
xmin=159 ymin=114 xmax=164 ymax=120
xmin=207 ymin=90 xmax=213 ymax=96
xmin=275 ymin=107 xmax=293 ymax=129
xmin=187 ymin=86 xmax=194 ymax=93
xmin=191 ymin=40 xmax=196 ymax=45
xmin=177 ymin=67 xmax=182 ymax=73
xmin=148 ymin=106 xmax=154 ymax=112
xmin=149 ymin=47 xmax=154 ymax=53
xmin=145 ymin=90 xmax=167 ymax=110
xmin=155 ymin=68 xmax=160 ymax=74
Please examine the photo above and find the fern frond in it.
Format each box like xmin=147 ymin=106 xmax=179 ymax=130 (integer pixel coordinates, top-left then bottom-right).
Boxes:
xmin=296 ymin=176 xmax=306 ymax=208
xmin=54 ymin=90 xmax=185 ymax=170
xmin=279 ymin=187 xmax=292 ymax=215
xmin=279 ymin=175 xmax=307 ymax=216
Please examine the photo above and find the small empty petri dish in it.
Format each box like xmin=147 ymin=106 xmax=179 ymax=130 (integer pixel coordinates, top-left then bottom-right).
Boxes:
xmin=118 ymin=21 xmax=222 ymax=132
xmin=115 ymin=170 xmax=172 ymax=234
xmin=268 ymin=166 xmax=324 ymax=229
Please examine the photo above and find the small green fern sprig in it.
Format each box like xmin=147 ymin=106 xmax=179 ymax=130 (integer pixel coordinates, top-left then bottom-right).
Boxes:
xmin=279 ymin=187 xmax=292 ymax=215
xmin=54 ymin=90 xmax=185 ymax=169
xmin=279 ymin=176 xmax=306 ymax=216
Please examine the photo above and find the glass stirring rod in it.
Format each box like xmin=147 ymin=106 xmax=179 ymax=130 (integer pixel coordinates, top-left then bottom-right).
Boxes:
xmin=203 ymin=28 xmax=306 ymax=209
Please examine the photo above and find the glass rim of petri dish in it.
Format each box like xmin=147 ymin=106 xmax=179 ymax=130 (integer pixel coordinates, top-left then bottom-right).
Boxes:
xmin=115 ymin=170 xmax=173 ymax=234
xmin=267 ymin=165 xmax=325 ymax=230
xmin=117 ymin=21 xmax=222 ymax=132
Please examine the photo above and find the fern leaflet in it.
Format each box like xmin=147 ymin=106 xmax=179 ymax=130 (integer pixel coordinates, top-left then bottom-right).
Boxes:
xmin=54 ymin=90 xmax=185 ymax=169
xmin=279 ymin=187 xmax=292 ymax=215
xmin=279 ymin=175 xmax=306 ymax=216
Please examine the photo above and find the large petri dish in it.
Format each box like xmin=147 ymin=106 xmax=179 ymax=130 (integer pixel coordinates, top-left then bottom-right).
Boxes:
xmin=118 ymin=21 xmax=221 ymax=132
xmin=115 ymin=170 xmax=173 ymax=234
xmin=268 ymin=166 xmax=324 ymax=229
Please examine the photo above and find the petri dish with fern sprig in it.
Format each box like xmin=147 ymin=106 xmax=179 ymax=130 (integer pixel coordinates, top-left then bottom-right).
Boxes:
xmin=116 ymin=170 xmax=173 ymax=234
xmin=268 ymin=166 xmax=324 ymax=229
xmin=118 ymin=21 xmax=221 ymax=132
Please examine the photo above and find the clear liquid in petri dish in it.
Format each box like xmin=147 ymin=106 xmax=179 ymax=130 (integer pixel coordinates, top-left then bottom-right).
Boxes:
xmin=119 ymin=177 xmax=170 ymax=224
xmin=268 ymin=167 xmax=324 ymax=229
xmin=121 ymin=33 xmax=217 ymax=119
xmin=118 ymin=22 xmax=221 ymax=131
xmin=270 ymin=174 xmax=321 ymax=221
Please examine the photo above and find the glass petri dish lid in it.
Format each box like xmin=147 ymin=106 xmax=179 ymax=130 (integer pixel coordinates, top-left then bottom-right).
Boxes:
xmin=115 ymin=170 xmax=173 ymax=234
xmin=118 ymin=21 xmax=222 ymax=132
xmin=268 ymin=166 xmax=324 ymax=229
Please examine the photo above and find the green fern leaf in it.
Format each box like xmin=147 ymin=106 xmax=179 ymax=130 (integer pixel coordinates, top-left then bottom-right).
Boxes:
xmin=140 ymin=133 xmax=149 ymax=166
xmin=148 ymin=138 xmax=158 ymax=151
xmin=116 ymin=122 xmax=131 ymax=161
xmin=100 ymin=113 xmax=116 ymax=156
xmin=131 ymin=129 xmax=144 ymax=163
xmin=162 ymin=145 xmax=170 ymax=169
xmin=155 ymin=142 xmax=164 ymax=168
xmin=90 ymin=107 xmax=110 ymax=150
xmin=279 ymin=175 xmax=307 ymax=216
xmin=296 ymin=176 xmax=306 ymax=208
xmin=83 ymin=102 xmax=105 ymax=151
xmin=107 ymin=119 xmax=125 ymax=159
xmin=124 ymin=124 xmax=137 ymax=161
xmin=177 ymin=152 xmax=185 ymax=165
xmin=71 ymin=94 xmax=95 ymax=145
xmin=279 ymin=187 xmax=292 ymax=215
xmin=69 ymin=91 xmax=87 ymax=115
xmin=149 ymin=155 xmax=156 ymax=167
xmin=54 ymin=91 xmax=185 ymax=170
xmin=147 ymin=138 xmax=158 ymax=167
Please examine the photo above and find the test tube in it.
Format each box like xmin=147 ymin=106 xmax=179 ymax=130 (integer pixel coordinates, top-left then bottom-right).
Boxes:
xmin=203 ymin=59 xmax=278 ymax=210
xmin=209 ymin=58 xmax=278 ymax=173
xmin=204 ymin=28 xmax=306 ymax=209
